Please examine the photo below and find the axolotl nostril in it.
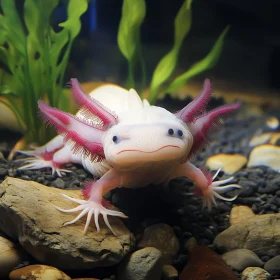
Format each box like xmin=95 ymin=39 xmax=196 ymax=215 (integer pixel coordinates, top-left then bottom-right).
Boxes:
xmin=18 ymin=78 xmax=241 ymax=235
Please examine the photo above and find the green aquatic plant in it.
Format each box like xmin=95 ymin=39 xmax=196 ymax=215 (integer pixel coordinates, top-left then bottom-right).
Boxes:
xmin=117 ymin=0 xmax=229 ymax=104
xmin=0 ymin=0 xmax=88 ymax=144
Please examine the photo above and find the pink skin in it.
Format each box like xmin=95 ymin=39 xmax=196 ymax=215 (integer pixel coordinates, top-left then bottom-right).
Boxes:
xmin=169 ymin=162 xmax=240 ymax=209
xmin=175 ymin=78 xmax=212 ymax=123
xmin=17 ymin=136 xmax=77 ymax=176
xmin=38 ymin=101 xmax=105 ymax=162
xmin=70 ymin=78 xmax=118 ymax=127
xmin=177 ymin=80 xmax=241 ymax=161
xmin=18 ymin=79 xmax=241 ymax=235
xmin=185 ymin=103 xmax=241 ymax=162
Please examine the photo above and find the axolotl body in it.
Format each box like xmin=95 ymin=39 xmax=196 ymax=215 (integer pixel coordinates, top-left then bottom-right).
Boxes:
xmin=19 ymin=79 xmax=241 ymax=235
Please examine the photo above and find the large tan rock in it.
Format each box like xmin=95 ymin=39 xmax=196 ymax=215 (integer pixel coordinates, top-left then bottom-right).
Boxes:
xmin=215 ymin=213 xmax=280 ymax=256
xmin=229 ymin=206 xmax=255 ymax=225
xmin=0 ymin=177 xmax=135 ymax=270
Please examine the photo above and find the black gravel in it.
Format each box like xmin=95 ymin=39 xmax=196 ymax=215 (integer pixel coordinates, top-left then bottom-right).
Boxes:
xmin=1 ymin=111 xmax=280 ymax=279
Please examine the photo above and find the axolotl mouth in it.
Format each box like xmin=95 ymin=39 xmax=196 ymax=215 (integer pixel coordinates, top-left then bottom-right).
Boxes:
xmin=117 ymin=145 xmax=181 ymax=154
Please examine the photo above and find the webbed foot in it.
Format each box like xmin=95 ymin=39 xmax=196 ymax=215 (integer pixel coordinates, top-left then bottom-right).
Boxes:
xmin=17 ymin=155 xmax=71 ymax=177
xmin=55 ymin=194 xmax=128 ymax=235
xmin=196 ymin=168 xmax=242 ymax=210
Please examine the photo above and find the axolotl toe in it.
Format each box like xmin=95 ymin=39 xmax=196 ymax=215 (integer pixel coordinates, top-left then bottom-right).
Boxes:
xmin=19 ymin=78 xmax=241 ymax=235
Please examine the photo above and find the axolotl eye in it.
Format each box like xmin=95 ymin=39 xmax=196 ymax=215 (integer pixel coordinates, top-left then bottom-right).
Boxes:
xmin=177 ymin=129 xmax=183 ymax=137
xmin=112 ymin=135 xmax=119 ymax=143
xmin=168 ymin=128 xmax=174 ymax=135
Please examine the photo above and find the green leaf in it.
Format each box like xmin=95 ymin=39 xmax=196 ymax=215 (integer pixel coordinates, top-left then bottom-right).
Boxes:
xmin=0 ymin=15 xmax=7 ymax=45
xmin=23 ymin=0 xmax=45 ymax=97
xmin=24 ymin=0 xmax=60 ymax=100
xmin=165 ymin=26 xmax=230 ymax=93
xmin=0 ymin=0 xmax=88 ymax=145
xmin=150 ymin=49 xmax=178 ymax=93
xmin=174 ymin=0 xmax=192 ymax=50
xmin=50 ymin=29 xmax=69 ymax=66
xmin=59 ymin=0 xmax=88 ymax=39
xmin=0 ymin=84 xmax=11 ymax=94
xmin=0 ymin=46 xmax=9 ymax=65
xmin=149 ymin=0 xmax=192 ymax=102
xmin=54 ymin=0 xmax=88 ymax=107
xmin=0 ymin=69 xmax=22 ymax=97
xmin=0 ymin=0 xmax=26 ymax=54
xmin=24 ymin=0 xmax=59 ymax=50
xmin=117 ymin=0 xmax=146 ymax=61
xmin=58 ymin=88 xmax=74 ymax=113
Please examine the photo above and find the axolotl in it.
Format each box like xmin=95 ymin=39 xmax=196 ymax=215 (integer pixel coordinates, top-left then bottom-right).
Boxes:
xmin=19 ymin=78 xmax=241 ymax=235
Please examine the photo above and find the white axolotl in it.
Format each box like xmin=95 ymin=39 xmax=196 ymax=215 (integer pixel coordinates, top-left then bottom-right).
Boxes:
xmin=19 ymin=78 xmax=241 ymax=235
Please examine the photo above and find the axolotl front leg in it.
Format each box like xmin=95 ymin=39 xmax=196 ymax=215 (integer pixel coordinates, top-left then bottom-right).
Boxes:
xmin=170 ymin=162 xmax=241 ymax=209
xmin=56 ymin=168 xmax=127 ymax=235
xmin=58 ymin=161 xmax=241 ymax=235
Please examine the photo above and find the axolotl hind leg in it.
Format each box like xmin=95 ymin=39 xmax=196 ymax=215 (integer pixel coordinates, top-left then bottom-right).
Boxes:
xmin=18 ymin=135 xmax=81 ymax=177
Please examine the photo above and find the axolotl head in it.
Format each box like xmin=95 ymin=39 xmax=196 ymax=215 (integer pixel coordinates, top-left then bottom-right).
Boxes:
xmin=103 ymin=106 xmax=193 ymax=169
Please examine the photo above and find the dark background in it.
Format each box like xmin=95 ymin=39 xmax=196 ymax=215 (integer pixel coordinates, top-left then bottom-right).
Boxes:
xmin=67 ymin=0 xmax=280 ymax=94
xmin=9 ymin=0 xmax=280 ymax=95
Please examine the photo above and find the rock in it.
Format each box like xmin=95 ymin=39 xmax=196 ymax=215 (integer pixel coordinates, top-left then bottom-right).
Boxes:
xmin=53 ymin=178 xmax=65 ymax=189
xmin=241 ymin=267 xmax=271 ymax=280
xmin=137 ymin=223 xmax=179 ymax=264
xmin=0 ymin=236 xmax=27 ymax=279
xmin=179 ymin=238 xmax=238 ymax=280
xmin=247 ymin=144 xmax=280 ymax=172
xmin=266 ymin=117 xmax=279 ymax=130
xmin=215 ymin=213 xmax=280 ymax=256
xmin=162 ymin=264 xmax=178 ymax=280
xmin=206 ymin=153 xmax=247 ymax=174
xmin=117 ymin=247 xmax=163 ymax=280
xmin=9 ymin=264 xmax=71 ymax=280
xmin=222 ymin=249 xmax=263 ymax=271
xmin=249 ymin=132 xmax=280 ymax=147
xmin=0 ymin=177 xmax=135 ymax=270
xmin=249 ymin=133 xmax=273 ymax=147
xmin=230 ymin=206 xmax=255 ymax=225
xmin=270 ymin=133 xmax=280 ymax=145
xmin=264 ymin=255 xmax=280 ymax=274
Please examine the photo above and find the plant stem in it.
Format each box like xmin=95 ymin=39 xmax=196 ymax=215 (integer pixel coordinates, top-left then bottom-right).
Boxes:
xmin=57 ymin=38 xmax=73 ymax=106
xmin=126 ymin=60 xmax=135 ymax=89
